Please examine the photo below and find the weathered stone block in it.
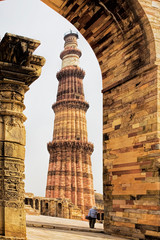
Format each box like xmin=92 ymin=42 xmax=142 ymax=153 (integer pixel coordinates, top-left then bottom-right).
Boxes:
xmin=0 ymin=142 xmax=25 ymax=160
xmin=5 ymin=125 xmax=26 ymax=145
xmin=4 ymin=207 xmax=26 ymax=238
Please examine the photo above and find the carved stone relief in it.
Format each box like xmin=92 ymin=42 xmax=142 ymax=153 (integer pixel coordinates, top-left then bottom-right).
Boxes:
xmin=0 ymin=33 xmax=45 ymax=239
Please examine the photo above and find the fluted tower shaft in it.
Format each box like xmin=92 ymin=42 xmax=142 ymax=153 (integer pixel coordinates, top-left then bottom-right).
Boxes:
xmin=46 ymin=32 xmax=95 ymax=214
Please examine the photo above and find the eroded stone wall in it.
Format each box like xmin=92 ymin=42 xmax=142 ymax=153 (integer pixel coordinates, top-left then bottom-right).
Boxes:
xmin=25 ymin=193 xmax=83 ymax=220
xmin=25 ymin=192 xmax=103 ymax=221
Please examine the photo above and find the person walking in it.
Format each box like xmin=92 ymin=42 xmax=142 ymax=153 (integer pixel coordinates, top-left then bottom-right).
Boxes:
xmin=88 ymin=206 xmax=97 ymax=228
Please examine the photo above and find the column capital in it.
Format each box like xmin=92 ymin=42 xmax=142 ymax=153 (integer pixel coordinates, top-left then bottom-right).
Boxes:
xmin=0 ymin=33 xmax=45 ymax=86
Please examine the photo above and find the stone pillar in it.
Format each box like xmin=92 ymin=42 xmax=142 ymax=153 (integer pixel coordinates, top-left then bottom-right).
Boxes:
xmin=0 ymin=33 xmax=45 ymax=239
xmin=69 ymin=205 xmax=73 ymax=219
xmin=54 ymin=200 xmax=57 ymax=217
xmin=33 ymin=199 xmax=35 ymax=210
xmin=38 ymin=200 xmax=41 ymax=214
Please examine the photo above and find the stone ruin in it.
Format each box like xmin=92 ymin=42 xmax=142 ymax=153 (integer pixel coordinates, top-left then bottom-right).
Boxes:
xmin=0 ymin=33 xmax=45 ymax=240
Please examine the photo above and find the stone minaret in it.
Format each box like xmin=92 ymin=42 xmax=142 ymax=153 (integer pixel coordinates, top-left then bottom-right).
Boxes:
xmin=46 ymin=31 xmax=95 ymax=214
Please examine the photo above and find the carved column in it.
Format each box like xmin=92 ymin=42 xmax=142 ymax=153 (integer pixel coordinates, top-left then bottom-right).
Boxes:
xmin=0 ymin=33 xmax=45 ymax=239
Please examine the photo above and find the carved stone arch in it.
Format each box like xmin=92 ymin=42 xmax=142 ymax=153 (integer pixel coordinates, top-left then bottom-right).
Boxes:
xmin=128 ymin=0 xmax=156 ymax=65
xmin=41 ymin=0 xmax=157 ymax=89
xmin=41 ymin=1 xmax=160 ymax=239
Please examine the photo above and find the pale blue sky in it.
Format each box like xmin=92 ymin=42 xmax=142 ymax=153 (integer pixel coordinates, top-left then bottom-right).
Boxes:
xmin=0 ymin=0 xmax=103 ymax=196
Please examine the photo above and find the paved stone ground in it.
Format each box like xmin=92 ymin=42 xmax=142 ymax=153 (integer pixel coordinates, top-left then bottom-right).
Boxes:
xmin=26 ymin=214 xmax=129 ymax=240
xmin=26 ymin=214 xmax=103 ymax=229
xmin=27 ymin=227 xmax=107 ymax=240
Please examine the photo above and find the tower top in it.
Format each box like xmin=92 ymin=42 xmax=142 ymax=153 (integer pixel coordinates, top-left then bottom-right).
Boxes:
xmin=64 ymin=30 xmax=79 ymax=40
xmin=60 ymin=30 xmax=81 ymax=69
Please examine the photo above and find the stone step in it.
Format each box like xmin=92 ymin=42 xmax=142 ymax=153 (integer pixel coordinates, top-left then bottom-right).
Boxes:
xmin=25 ymin=205 xmax=40 ymax=216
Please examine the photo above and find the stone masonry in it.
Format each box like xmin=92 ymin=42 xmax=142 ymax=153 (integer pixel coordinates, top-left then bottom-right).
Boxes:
xmin=24 ymin=193 xmax=83 ymax=220
xmin=45 ymin=31 xmax=95 ymax=216
xmin=0 ymin=33 xmax=45 ymax=240
xmin=41 ymin=1 xmax=160 ymax=239
xmin=24 ymin=192 xmax=104 ymax=221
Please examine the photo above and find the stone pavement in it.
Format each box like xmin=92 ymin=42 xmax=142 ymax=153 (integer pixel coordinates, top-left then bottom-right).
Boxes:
xmin=26 ymin=214 xmax=129 ymax=240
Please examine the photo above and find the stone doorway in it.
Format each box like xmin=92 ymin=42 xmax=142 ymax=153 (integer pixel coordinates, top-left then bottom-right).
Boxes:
xmin=57 ymin=203 xmax=63 ymax=218
xmin=35 ymin=199 xmax=39 ymax=210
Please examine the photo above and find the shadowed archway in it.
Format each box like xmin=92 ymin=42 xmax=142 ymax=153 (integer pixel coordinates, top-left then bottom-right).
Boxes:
xmin=41 ymin=0 xmax=160 ymax=239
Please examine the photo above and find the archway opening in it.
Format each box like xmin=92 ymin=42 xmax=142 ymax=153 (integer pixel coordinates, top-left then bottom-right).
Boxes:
xmin=25 ymin=198 xmax=28 ymax=205
xmin=30 ymin=199 xmax=33 ymax=208
xmin=35 ymin=199 xmax=39 ymax=210
xmin=45 ymin=202 xmax=49 ymax=210
xmin=57 ymin=203 xmax=62 ymax=217
xmin=1 ymin=0 xmax=103 ymax=198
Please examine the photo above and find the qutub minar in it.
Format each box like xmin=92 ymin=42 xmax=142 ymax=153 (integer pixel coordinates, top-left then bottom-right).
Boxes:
xmin=45 ymin=31 xmax=95 ymax=214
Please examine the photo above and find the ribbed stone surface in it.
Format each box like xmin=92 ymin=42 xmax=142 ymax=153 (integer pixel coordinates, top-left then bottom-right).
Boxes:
xmin=45 ymin=32 xmax=95 ymax=215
